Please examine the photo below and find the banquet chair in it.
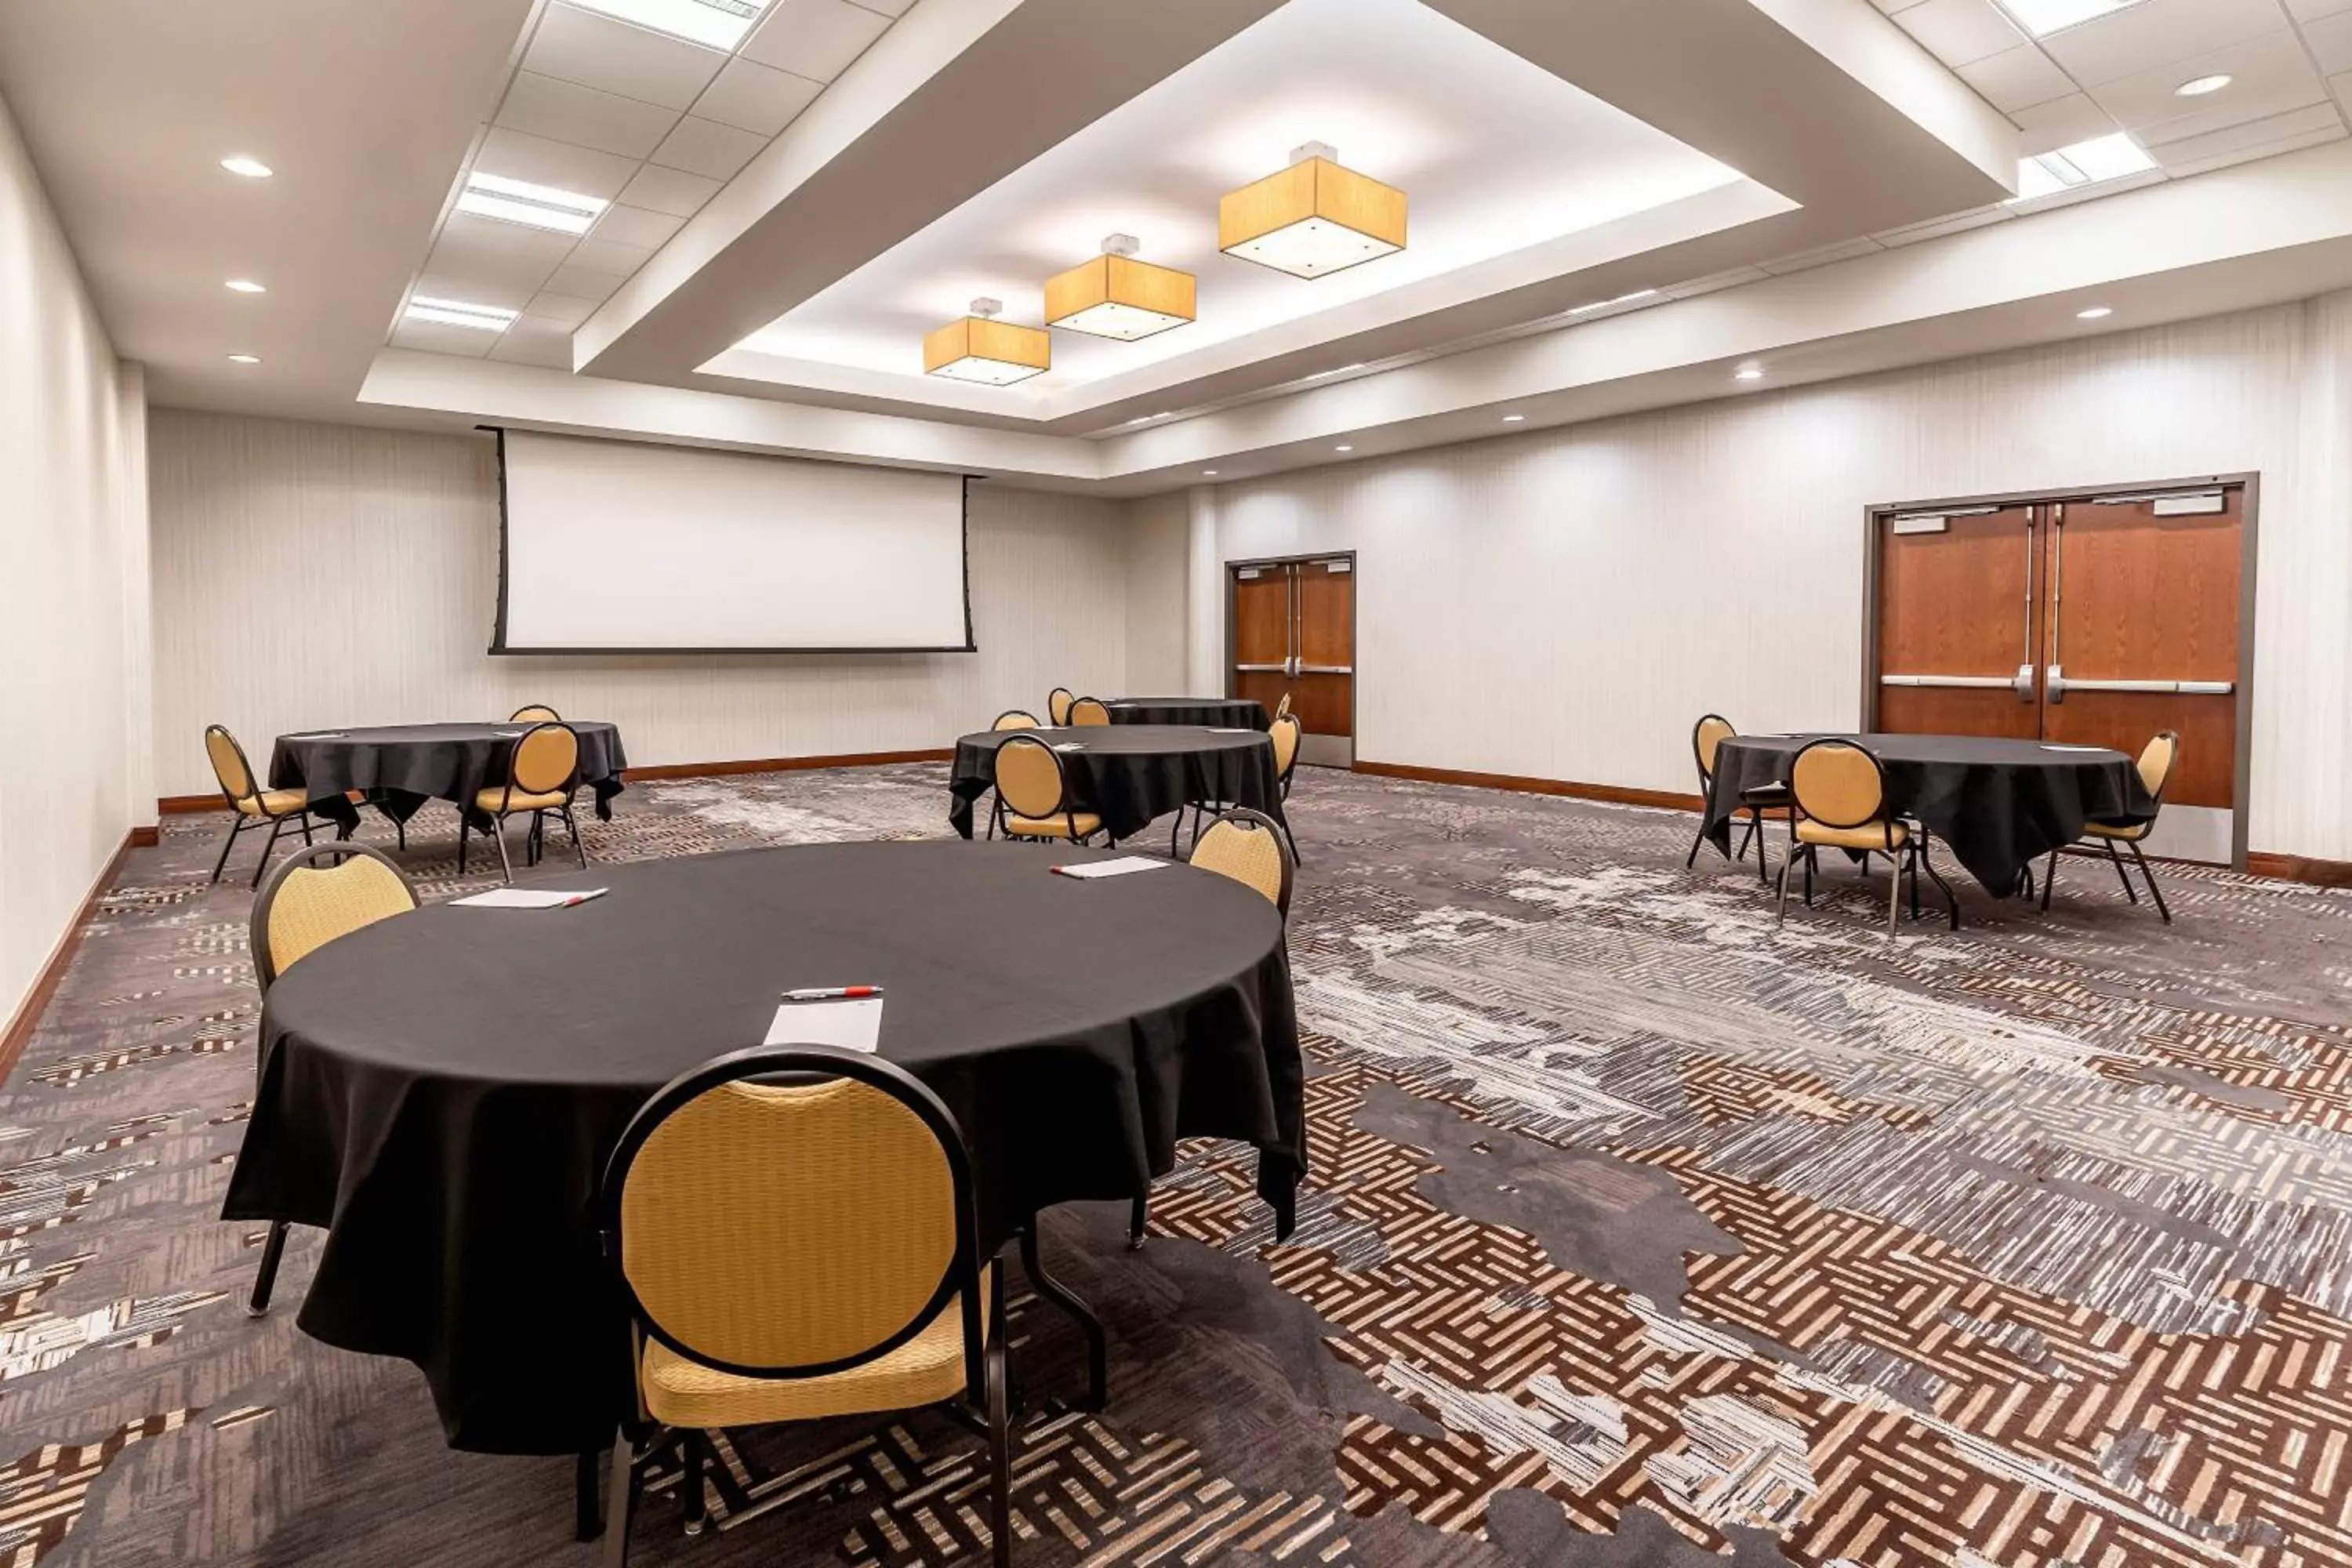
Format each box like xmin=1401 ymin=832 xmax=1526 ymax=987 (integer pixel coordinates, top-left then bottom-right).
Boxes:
xmin=1777 ymin=739 xmax=1952 ymax=939
xmin=245 ymin=842 xmax=419 ymax=1316
xmin=203 ymin=724 xmax=328 ymax=888
xmin=991 ymin=735 xmax=1107 ymax=845
xmin=991 ymin=710 xmax=1039 ymax=731
xmin=1047 ymin=687 xmax=1076 ymax=726
xmin=595 ymin=1046 xmax=1011 ymax=1566
xmin=509 ymin=703 xmax=562 ymax=724
xmin=459 ymin=721 xmax=586 ymax=883
xmin=1275 ymin=691 xmax=1292 ymax=723
xmin=1265 ymin=715 xmax=1305 ymax=864
xmin=1068 ymin=696 xmax=1112 ymax=727
xmin=2039 ymin=731 xmax=2180 ymax=923
xmin=1191 ymin=807 xmax=1294 ymax=916
xmin=1685 ymin=714 xmax=1789 ymax=885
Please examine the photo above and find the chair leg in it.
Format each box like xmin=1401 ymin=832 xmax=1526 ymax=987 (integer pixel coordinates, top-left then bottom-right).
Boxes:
xmin=246 ymin=1221 xmax=289 ymax=1317
xmin=681 ymin=1432 xmax=708 ymax=1537
xmin=1802 ymin=845 xmax=1817 ymax=906
xmin=299 ymin=812 xmax=315 ymax=847
xmin=1128 ymin=1193 xmax=1148 ymax=1250
xmin=1918 ymin=843 xmax=1959 ymax=931
xmin=1018 ymin=1222 xmax=1106 ymax=1411
xmin=210 ymin=817 xmax=245 ymax=884
xmin=601 ymin=1434 xmax=637 ymax=1568
xmin=1755 ymin=820 xmax=1773 ymax=886
xmin=250 ymin=816 xmax=288 ymax=888
xmin=456 ymin=815 xmax=469 ymax=874
xmin=1776 ymin=839 xmax=1796 ymax=927
xmin=1887 ymin=849 xmax=1904 ymax=941
xmin=493 ymin=817 xmax=516 ymax=884
xmin=2041 ymin=848 xmax=2060 ymax=911
xmin=983 ymin=1298 xmax=1013 ymax=1568
xmin=564 ymin=804 xmax=587 ymax=869
xmin=1685 ymin=819 xmax=1708 ymax=869
xmin=575 ymin=1450 xmax=603 ymax=1542
xmin=2129 ymin=840 xmax=2172 ymax=922
xmin=2105 ymin=838 xmax=2138 ymax=902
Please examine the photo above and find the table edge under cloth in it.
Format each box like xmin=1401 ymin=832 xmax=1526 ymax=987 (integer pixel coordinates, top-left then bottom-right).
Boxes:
xmin=267 ymin=722 xmax=630 ymax=826
xmin=947 ymin=727 xmax=1287 ymax=841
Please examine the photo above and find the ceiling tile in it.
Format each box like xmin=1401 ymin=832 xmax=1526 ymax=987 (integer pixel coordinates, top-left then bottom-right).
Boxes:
xmin=524 ymin=290 xmax=606 ymax=329
xmin=471 ymin=126 xmax=644 ymax=203
xmin=651 ymin=115 xmax=768 ymax=180
xmin=411 ymin=270 xmax=540 ymax=314
xmin=2011 ymin=91 xmax=2124 ymax=153
xmin=425 ymin=212 xmax=579 ymax=293
xmin=1759 ymin=237 xmax=1887 ymax=274
xmin=739 ymin=0 xmax=892 ymax=82
xmin=618 ymin=164 xmax=724 ymax=218
xmin=590 ymin=203 xmax=684 ymax=250
xmin=488 ymin=317 xmax=579 ymax=369
xmin=495 ymin=70 xmax=681 ymax=159
xmin=2038 ymin=0 xmax=2284 ymax=87
xmin=848 ymin=0 xmax=915 ymax=15
xmin=2158 ymin=121 xmax=2345 ymax=174
xmin=546 ymin=260 xmax=632 ymax=301
xmin=523 ymin=3 xmax=728 ymax=111
xmin=390 ymin=317 xmax=500 ymax=358
xmin=1893 ymin=0 xmax=2028 ymax=68
xmin=2304 ymin=11 xmax=2352 ymax=73
xmin=1663 ymin=265 xmax=1773 ymax=296
xmin=2086 ymin=30 xmax=2326 ymax=146
xmin=2147 ymin=100 xmax=2343 ymax=163
xmin=692 ymin=56 xmax=823 ymax=136
xmin=1959 ymin=43 xmax=2080 ymax=111
xmin=568 ymin=235 xmax=655 ymax=277
xmin=1872 ymin=0 xmax=1930 ymax=9
xmin=2286 ymin=0 xmax=2352 ymax=18
xmin=1874 ymin=203 xmax=2016 ymax=245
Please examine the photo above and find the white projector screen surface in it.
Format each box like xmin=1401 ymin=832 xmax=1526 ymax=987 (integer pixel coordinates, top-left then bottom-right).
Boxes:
xmin=495 ymin=430 xmax=971 ymax=652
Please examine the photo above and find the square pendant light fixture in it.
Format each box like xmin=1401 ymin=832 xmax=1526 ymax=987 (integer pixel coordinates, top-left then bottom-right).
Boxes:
xmin=1220 ymin=143 xmax=1405 ymax=280
xmin=924 ymin=298 xmax=1050 ymax=386
xmin=1045 ymin=235 xmax=1196 ymax=341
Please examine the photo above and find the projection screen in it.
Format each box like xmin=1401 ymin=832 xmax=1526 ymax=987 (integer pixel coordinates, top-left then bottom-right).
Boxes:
xmin=492 ymin=430 xmax=972 ymax=653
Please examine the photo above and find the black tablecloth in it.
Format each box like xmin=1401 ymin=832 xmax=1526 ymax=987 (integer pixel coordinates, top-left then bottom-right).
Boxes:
xmin=268 ymin=721 xmax=627 ymax=831
xmin=1704 ymin=733 xmax=2154 ymax=893
xmin=1107 ymin=697 xmax=1269 ymax=731
xmin=221 ymin=840 xmax=1301 ymax=1455
xmin=949 ymin=725 xmax=1287 ymax=842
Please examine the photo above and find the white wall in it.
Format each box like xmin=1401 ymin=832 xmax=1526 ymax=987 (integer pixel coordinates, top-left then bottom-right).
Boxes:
xmin=0 ymin=92 xmax=149 ymax=1032
xmin=147 ymin=411 xmax=1169 ymax=797
xmin=1200 ymin=296 xmax=2352 ymax=862
xmin=1121 ymin=491 xmax=1189 ymax=695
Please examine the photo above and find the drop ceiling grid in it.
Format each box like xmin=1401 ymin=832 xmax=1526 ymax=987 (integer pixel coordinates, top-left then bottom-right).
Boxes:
xmin=393 ymin=0 xmax=906 ymax=368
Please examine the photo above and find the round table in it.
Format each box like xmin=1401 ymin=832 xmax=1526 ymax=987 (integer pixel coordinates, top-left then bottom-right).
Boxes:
xmin=1105 ymin=696 xmax=1269 ymax=731
xmin=949 ymin=724 xmax=1287 ymax=843
xmin=220 ymin=840 xmax=1302 ymax=1455
xmin=1704 ymin=733 xmax=2155 ymax=895
xmin=268 ymin=720 xmax=628 ymax=836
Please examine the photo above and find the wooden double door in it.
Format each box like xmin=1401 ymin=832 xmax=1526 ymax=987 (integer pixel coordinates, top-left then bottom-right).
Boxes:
xmin=1871 ymin=483 xmax=2247 ymax=863
xmin=1231 ymin=555 xmax=1354 ymax=767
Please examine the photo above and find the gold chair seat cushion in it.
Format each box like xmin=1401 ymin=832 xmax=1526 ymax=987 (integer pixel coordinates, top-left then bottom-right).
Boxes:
xmin=1794 ymin=818 xmax=1909 ymax=851
xmin=238 ymin=788 xmax=312 ymax=818
xmin=474 ymin=786 xmax=572 ymax=814
xmin=2080 ymin=819 xmax=2151 ymax=841
xmin=639 ymin=1266 xmax=990 ymax=1428
xmin=1004 ymin=811 xmax=1102 ymax=839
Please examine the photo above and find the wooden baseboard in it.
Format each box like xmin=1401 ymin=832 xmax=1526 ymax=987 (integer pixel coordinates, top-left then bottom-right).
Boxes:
xmin=129 ymin=825 xmax=160 ymax=848
xmin=2247 ymin=851 xmax=2352 ymax=887
xmin=1354 ymin=760 xmax=1704 ymax=814
xmin=0 ymin=830 xmax=139 ymax=1080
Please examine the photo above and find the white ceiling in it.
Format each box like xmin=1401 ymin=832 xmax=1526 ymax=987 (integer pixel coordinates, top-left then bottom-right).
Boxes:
xmin=728 ymin=0 xmax=1744 ymax=396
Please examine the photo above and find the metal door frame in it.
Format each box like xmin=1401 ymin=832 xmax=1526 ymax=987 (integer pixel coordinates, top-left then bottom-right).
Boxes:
xmin=1225 ymin=550 xmax=1359 ymax=767
xmin=1860 ymin=472 xmax=2259 ymax=869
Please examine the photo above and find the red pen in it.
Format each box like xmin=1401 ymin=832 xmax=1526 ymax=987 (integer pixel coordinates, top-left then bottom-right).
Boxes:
xmin=781 ymin=986 xmax=882 ymax=1002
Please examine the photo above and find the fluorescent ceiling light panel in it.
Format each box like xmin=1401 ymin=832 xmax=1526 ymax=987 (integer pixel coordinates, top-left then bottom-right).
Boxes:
xmin=1567 ymin=289 xmax=1659 ymax=316
xmin=457 ymin=171 xmax=609 ymax=234
xmin=564 ymin=0 xmax=772 ymax=50
xmin=406 ymin=296 xmax=522 ymax=332
xmin=2011 ymin=132 xmax=2154 ymax=201
xmin=220 ymin=155 xmax=273 ymax=178
xmin=1994 ymin=0 xmax=2142 ymax=36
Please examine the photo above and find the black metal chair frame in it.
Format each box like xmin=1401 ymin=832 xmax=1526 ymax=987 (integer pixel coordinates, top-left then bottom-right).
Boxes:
xmin=2038 ymin=729 xmax=2180 ymax=923
xmin=457 ymin=721 xmax=587 ymax=882
xmin=1776 ymin=739 xmax=1956 ymax=937
xmin=204 ymin=724 xmax=328 ymax=888
xmin=989 ymin=735 xmax=1110 ymax=847
xmin=510 ymin=703 xmax=564 ymax=723
xmin=1684 ymin=714 xmax=1785 ymax=887
xmin=244 ymin=841 xmax=417 ymax=1319
xmin=1047 ymin=688 xmax=1076 ymax=727
xmin=593 ymin=1045 xmax=1010 ymax=1566
xmin=1066 ymin=695 xmax=1112 ymax=727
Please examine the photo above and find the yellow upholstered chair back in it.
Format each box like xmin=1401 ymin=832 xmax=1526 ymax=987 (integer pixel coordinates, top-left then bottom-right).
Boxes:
xmin=250 ymin=844 xmax=419 ymax=992
xmin=510 ymin=723 xmax=579 ymax=798
xmin=510 ymin=703 xmax=562 ymax=724
xmin=1693 ymin=715 xmax=1735 ymax=783
xmin=612 ymin=1060 xmax=965 ymax=1374
xmin=1047 ymin=688 xmax=1076 ymax=726
xmin=205 ymin=724 xmax=259 ymax=804
xmin=992 ymin=710 xmax=1039 ymax=732
xmin=2137 ymin=731 xmax=2180 ymax=800
xmin=1269 ymin=715 xmax=1301 ymax=780
xmin=1191 ymin=808 xmax=1292 ymax=915
xmin=1069 ymin=697 xmax=1112 ymax=727
xmin=1275 ymin=692 xmax=1292 ymax=723
xmin=1790 ymin=741 xmax=1886 ymax=829
xmin=994 ymin=736 xmax=1068 ymax=820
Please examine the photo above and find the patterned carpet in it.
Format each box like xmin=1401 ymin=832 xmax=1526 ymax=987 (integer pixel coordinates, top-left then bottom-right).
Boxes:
xmin=5 ymin=764 xmax=2352 ymax=1567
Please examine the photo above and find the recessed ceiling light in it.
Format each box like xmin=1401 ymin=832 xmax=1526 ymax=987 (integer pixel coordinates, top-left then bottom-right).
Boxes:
xmin=2010 ymin=132 xmax=2155 ymax=202
xmin=565 ymin=0 xmax=775 ymax=49
xmin=405 ymin=296 xmax=521 ymax=332
xmin=1334 ymin=445 xmax=1354 ymax=452
xmin=1567 ymin=289 xmax=1660 ymax=316
xmin=227 ymin=354 xmax=261 ymax=364
xmin=225 ymin=279 xmax=266 ymax=294
xmin=1221 ymin=143 xmax=1406 ymax=280
xmin=2077 ymin=306 xmax=2114 ymax=320
xmin=1733 ymin=366 xmax=1764 ymax=381
xmin=220 ymin=155 xmax=273 ymax=179
xmin=1993 ymin=0 xmax=2142 ymax=38
xmin=1502 ymin=414 xmax=1526 ymax=423
xmin=1202 ymin=470 xmax=1219 ymax=476
xmin=457 ymin=171 xmax=608 ymax=235
xmin=2175 ymin=73 xmax=2233 ymax=97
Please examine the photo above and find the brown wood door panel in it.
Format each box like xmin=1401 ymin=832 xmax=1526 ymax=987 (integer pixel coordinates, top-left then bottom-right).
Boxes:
xmin=2049 ymin=500 xmax=2239 ymax=683
xmin=1878 ymin=687 xmax=2039 ymax=741
xmin=1875 ymin=506 xmax=2040 ymax=739
xmin=1290 ymin=673 xmax=1353 ymax=739
xmin=1234 ymin=670 xmax=1290 ymax=717
xmin=1232 ymin=569 xmax=1291 ymax=667
xmin=1297 ymin=562 xmax=1354 ymax=669
xmin=2041 ymin=691 xmax=2235 ymax=808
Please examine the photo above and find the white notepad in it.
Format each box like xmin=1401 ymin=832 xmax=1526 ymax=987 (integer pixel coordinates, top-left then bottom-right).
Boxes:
xmin=449 ymin=887 xmax=608 ymax=909
xmin=1208 ymin=728 xmax=1254 ymax=733
xmin=286 ymin=731 xmax=348 ymax=740
xmin=763 ymin=994 xmax=884 ymax=1052
xmin=2041 ymin=744 xmax=2110 ymax=753
xmin=1051 ymin=856 xmax=1169 ymax=880
xmin=1051 ymin=742 xmax=1087 ymax=752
